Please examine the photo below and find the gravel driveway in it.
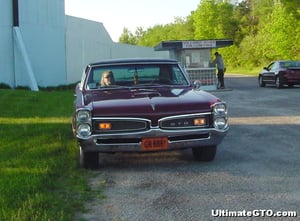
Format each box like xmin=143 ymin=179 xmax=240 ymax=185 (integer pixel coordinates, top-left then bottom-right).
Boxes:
xmin=76 ymin=75 xmax=300 ymax=221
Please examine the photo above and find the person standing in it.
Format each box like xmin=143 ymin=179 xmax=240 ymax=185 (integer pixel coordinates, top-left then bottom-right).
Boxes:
xmin=213 ymin=52 xmax=226 ymax=89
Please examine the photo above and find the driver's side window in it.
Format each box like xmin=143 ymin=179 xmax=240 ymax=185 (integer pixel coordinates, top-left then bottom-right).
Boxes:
xmin=268 ymin=63 xmax=276 ymax=71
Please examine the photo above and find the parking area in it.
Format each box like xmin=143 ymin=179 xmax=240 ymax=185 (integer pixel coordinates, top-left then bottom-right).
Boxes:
xmin=77 ymin=74 xmax=300 ymax=221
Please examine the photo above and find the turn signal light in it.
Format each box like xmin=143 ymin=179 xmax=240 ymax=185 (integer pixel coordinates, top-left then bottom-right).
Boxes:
xmin=194 ymin=118 xmax=206 ymax=126
xmin=99 ymin=123 xmax=111 ymax=130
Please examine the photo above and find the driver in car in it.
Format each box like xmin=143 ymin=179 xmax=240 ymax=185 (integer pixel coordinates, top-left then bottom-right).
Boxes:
xmin=100 ymin=70 xmax=115 ymax=86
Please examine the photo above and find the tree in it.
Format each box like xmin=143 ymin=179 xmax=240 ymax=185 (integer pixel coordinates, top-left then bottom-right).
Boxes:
xmin=281 ymin=0 xmax=300 ymax=19
xmin=192 ymin=0 xmax=236 ymax=39
xmin=236 ymin=0 xmax=299 ymax=67
xmin=193 ymin=0 xmax=219 ymax=39
xmin=256 ymin=0 xmax=299 ymax=61
xmin=233 ymin=0 xmax=259 ymax=45
xmin=119 ymin=28 xmax=138 ymax=45
xmin=118 ymin=0 xmax=300 ymax=69
xmin=136 ymin=24 xmax=166 ymax=47
xmin=134 ymin=17 xmax=194 ymax=47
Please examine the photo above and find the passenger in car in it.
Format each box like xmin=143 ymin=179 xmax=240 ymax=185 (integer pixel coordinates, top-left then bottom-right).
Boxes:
xmin=100 ymin=70 xmax=115 ymax=86
xmin=159 ymin=66 xmax=172 ymax=84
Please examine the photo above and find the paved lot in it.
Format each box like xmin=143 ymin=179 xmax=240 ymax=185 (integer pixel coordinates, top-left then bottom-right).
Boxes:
xmin=77 ymin=75 xmax=300 ymax=221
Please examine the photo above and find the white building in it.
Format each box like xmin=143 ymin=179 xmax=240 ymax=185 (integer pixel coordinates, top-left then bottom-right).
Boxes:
xmin=0 ymin=0 xmax=168 ymax=90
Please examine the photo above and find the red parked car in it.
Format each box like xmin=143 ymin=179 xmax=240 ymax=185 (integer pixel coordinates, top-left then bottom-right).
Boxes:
xmin=72 ymin=58 xmax=229 ymax=169
xmin=258 ymin=60 xmax=300 ymax=88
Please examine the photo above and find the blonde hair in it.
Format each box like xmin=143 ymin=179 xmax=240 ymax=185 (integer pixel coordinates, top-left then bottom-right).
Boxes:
xmin=100 ymin=70 xmax=115 ymax=86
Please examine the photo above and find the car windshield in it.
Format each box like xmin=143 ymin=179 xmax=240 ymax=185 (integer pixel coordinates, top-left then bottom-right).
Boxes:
xmin=280 ymin=61 xmax=300 ymax=68
xmin=85 ymin=63 xmax=189 ymax=90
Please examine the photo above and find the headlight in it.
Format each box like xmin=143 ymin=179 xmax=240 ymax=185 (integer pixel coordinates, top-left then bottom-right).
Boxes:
xmin=213 ymin=103 xmax=227 ymax=115
xmin=214 ymin=117 xmax=227 ymax=130
xmin=77 ymin=124 xmax=91 ymax=138
xmin=212 ymin=102 xmax=228 ymax=130
xmin=76 ymin=109 xmax=92 ymax=138
xmin=77 ymin=110 xmax=91 ymax=122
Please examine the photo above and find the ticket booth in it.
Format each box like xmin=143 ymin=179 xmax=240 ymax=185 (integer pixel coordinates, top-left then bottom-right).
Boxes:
xmin=154 ymin=40 xmax=233 ymax=90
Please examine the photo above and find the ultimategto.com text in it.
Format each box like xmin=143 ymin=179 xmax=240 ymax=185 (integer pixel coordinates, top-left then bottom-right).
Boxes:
xmin=211 ymin=209 xmax=298 ymax=218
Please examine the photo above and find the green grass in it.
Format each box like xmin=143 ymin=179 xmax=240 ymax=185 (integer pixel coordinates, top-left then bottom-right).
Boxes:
xmin=0 ymin=89 xmax=103 ymax=221
xmin=226 ymin=66 xmax=261 ymax=76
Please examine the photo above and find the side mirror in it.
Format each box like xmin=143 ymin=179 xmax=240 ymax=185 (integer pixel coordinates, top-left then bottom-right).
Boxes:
xmin=193 ymin=80 xmax=202 ymax=90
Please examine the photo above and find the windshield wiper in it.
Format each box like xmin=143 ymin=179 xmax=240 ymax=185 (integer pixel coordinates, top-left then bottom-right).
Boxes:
xmin=99 ymin=85 xmax=130 ymax=89
xmin=131 ymin=83 xmax=162 ymax=87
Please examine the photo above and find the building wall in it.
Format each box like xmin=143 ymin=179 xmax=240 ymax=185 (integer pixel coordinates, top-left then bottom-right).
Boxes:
xmin=0 ymin=0 xmax=14 ymax=87
xmin=65 ymin=16 xmax=114 ymax=84
xmin=0 ymin=0 xmax=168 ymax=89
xmin=65 ymin=16 xmax=168 ymax=84
xmin=17 ymin=0 xmax=67 ymax=87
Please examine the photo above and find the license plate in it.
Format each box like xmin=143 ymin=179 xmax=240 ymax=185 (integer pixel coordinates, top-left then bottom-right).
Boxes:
xmin=141 ymin=137 xmax=169 ymax=151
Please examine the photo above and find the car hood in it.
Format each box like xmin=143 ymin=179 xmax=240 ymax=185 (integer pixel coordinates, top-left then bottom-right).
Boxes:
xmin=85 ymin=87 xmax=220 ymax=121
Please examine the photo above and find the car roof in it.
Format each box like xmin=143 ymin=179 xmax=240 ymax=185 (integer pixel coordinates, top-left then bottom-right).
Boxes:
xmin=88 ymin=58 xmax=178 ymax=67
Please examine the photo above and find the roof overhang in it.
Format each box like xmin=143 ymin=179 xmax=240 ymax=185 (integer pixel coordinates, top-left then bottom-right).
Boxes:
xmin=154 ymin=39 xmax=233 ymax=51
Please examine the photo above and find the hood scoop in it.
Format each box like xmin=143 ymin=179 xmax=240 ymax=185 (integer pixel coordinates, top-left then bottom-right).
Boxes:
xmin=131 ymin=89 xmax=161 ymax=98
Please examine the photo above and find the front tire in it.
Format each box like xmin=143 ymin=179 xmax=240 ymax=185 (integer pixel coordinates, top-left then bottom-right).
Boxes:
xmin=79 ymin=146 xmax=99 ymax=169
xmin=258 ymin=76 xmax=265 ymax=87
xmin=192 ymin=146 xmax=217 ymax=162
xmin=275 ymin=77 xmax=282 ymax=89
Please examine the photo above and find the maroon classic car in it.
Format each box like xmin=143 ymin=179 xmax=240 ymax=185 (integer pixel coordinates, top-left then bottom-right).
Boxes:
xmin=72 ymin=58 xmax=229 ymax=168
xmin=258 ymin=60 xmax=300 ymax=88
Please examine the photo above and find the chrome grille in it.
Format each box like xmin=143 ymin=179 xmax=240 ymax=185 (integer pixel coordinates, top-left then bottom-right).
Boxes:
xmin=93 ymin=118 xmax=150 ymax=133
xmin=159 ymin=114 xmax=210 ymax=130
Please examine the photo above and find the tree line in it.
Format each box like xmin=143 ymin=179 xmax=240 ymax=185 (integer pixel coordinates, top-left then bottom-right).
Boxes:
xmin=118 ymin=0 xmax=300 ymax=69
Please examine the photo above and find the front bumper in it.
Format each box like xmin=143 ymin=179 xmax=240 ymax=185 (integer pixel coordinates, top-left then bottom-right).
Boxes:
xmin=78 ymin=127 xmax=228 ymax=153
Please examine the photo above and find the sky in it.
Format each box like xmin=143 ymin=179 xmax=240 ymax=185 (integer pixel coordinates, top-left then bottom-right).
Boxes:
xmin=65 ymin=0 xmax=200 ymax=41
